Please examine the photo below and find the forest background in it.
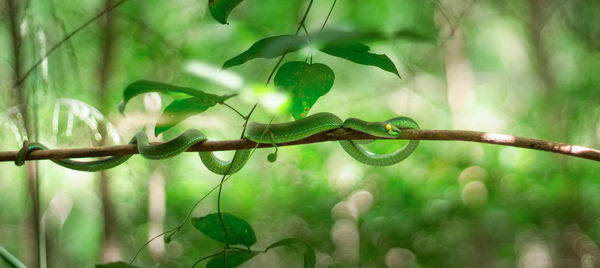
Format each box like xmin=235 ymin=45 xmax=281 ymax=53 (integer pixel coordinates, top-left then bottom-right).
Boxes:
xmin=1 ymin=0 xmax=600 ymax=267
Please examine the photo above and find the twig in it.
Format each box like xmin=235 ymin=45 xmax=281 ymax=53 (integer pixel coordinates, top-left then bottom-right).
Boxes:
xmin=2 ymin=129 xmax=599 ymax=163
xmin=265 ymin=0 xmax=315 ymax=85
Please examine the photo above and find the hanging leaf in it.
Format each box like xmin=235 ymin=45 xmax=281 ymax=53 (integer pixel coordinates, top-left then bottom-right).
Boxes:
xmin=191 ymin=213 xmax=257 ymax=247
xmin=310 ymin=29 xmax=432 ymax=47
xmin=274 ymin=61 xmax=335 ymax=119
xmin=264 ymin=238 xmax=316 ymax=268
xmin=320 ymin=43 xmax=400 ymax=78
xmin=394 ymin=29 xmax=435 ymax=42
xmin=206 ymin=251 xmax=257 ymax=268
xmin=154 ymin=94 xmax=236 ymax=135
xmin=303 ymin=246 xmax=316 ymax=268
xmin=119 ymin=80 xmax=232 ymax=113
xmin=209 ymin=0 xmax=244 ymax=24
xmin=0 ymin=246 xmax=26 ymax=268
xmin=264 ymin=238 xmax=301 ymax=251
xmin=310 ymin=30 xmax=385 ymax=46
xmin=95 ymin=261 xmax=140 ymax=268
xmin=223 ymin=35 xmax=308 ymax=69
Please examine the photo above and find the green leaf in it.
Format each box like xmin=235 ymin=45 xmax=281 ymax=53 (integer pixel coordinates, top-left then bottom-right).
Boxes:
xmin=119 ymin=80 xmax=230 ymax=113
xmin=394 ymin=29 xmax=436 ymax=42
xmin=154 ymin=94 xmax=236 ymax=135
xmin=95 ymin=261 xmax=140 ymax=268
xmin=303 ymin=246 xmax=316 ymax=268
xmin=310 ymin=30 xmax=385 ymax=46
xmin=223 ymin=35 xmax=308 ymax=69
xmin=0 ymin=246 xmax=26 ymax=268
xmin=274 ymin=61 xmax=335 ymax=119
xmin=310 ymin=29 xmax=432 ymax=47
xmin=209 ymin=0 xmax=244 ymax=24
xmin=320 ymin=43 xmax=400 ymax=77
xmin=191 ymin=213 xmax=257 ymax=247
xmin=206 ymin=251 xmax=257 ymax=268
xmin=265 ymin=238 xmax=302 ymax=251
xmin=264 ymin=238 xmax=315 ymax=268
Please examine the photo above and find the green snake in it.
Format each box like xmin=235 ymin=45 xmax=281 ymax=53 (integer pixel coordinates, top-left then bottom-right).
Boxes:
xmin=15 ymin=112 xmax=419 ymax=174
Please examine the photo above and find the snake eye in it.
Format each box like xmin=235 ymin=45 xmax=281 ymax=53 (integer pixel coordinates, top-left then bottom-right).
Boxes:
xmin=385 ymin=124 xmax=392 ymax=131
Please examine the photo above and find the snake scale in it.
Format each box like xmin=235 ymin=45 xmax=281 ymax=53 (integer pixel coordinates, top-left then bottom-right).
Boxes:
xmin=15 ymin=112 xmax=419 ymax=174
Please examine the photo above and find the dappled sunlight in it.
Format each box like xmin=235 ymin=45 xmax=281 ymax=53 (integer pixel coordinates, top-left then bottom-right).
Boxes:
xmin=481 ymin=132 xmax=517 ymax=143
xmin=241 ymin=84 xmax=289 ymax=114
xmin=184 ymin=61 xmax=243 ymax=89
xmin=327 ymin=153 xmax=363 ymax=196
xmin=348 ymin=190 xmax=374 ymax=215
xmin=562 ymin=226 xmax=600 ymax=265
xmin=518 ymin=241 xmax=553 ymax=268
xmin=461 ymin=181 xmax=488 ymax=207
xmin=458 ymin=165 xmax=486 ymax=185
xmin=143 ymin=92 xmax=162 ymax=112
xmin=331 ymin=219 xmax=360 ymax=265
xmin=332 ymin=201 xmax=359 ymax=221
xmin=385 ymin=247 xmax=416 ymax=268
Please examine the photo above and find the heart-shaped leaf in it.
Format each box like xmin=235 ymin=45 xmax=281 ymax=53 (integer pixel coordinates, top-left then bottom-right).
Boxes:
xmin=192 ymin=213 xmax=256 ymax=247
xmin=95 ymin=261 xmax=140 ymax=268
xmin=209 ymin=0 xmax=244 ymax=24
xmin=320 ymin=43 xmax=400 ymax=78
xmin=119 ymin=80 xmax=232 ymax=113
xmin=206 ymin=251 xmax=257 ymax=268
xmin=265 ymin=238 xmax=315 ymax=268
xmin=155 ymin=94 xmax=236 ymax=135
xmin=274 ymin=61 xmax=335 ymax=119
xmin=223 ymin=35 xmax=308 ymax=69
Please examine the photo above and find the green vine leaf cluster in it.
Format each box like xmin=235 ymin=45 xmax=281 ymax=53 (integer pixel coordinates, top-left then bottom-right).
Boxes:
xmin=192 ymin=213 xmax=257 ymax=247
xmin=221 ymin=29 xmax=430 ymax=118
xmin=102 ymin=2 xmax=432 ymax=267
xmin=191 ymin=213 xmax=315 ymax=268
xmin=119 ymin=80 xmax=236 ymax=136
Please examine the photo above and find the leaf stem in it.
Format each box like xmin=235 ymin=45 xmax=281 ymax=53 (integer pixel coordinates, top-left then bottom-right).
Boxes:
xmin=192 ymin=250 xmax=223 ymax=268
xmin=320 ymin=0 xmax=338 ymax=32
xmin=222 ymin=102 xmax=246 ymax=119
xmin=265 ymin=0 xmax=315 ymax=85
xmin=216 ymin=102 xmax=258 ymax=250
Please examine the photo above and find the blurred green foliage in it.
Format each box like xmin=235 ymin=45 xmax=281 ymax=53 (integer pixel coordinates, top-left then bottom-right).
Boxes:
xmin=1 ymin=0 xmax=600 ymax=267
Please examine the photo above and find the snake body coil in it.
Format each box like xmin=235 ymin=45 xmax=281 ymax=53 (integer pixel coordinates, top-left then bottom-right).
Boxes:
xmin=16 ymin=113 xmax=419 ymax=174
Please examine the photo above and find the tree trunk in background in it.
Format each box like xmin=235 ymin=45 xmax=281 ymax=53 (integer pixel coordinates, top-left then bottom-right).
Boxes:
xmin=436 ymin=2 xmax=492 ymax=267
xmin=6 ymin=0 xmax=42 ymax=267
xmin=528 ymin=0 xmax=556 ymax=94
xmin=528 ymin=2 xmax=582 ymax=266
xmin=436 ymin=1 xmax=476 ymax=129
xmin=97 ymin=0 xmax=121 ymax=262
xmin=138 ymin=1 xmax=167 ymax=260
xmin=148 ymin=171 xmax=166 ymax=261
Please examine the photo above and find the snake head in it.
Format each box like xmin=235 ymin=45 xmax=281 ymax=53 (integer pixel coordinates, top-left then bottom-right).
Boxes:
xmin=385 ymin=123 xmax=402 ymax=136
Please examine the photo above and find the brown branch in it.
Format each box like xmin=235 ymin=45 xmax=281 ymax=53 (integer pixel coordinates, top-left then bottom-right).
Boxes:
xmin=1 ymin=129 xmax=599 ymax=163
